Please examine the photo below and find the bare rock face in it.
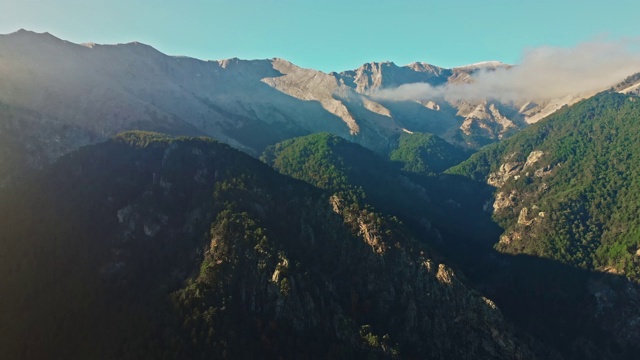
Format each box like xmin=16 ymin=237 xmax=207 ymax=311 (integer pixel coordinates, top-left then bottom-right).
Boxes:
xmin=524 ymin=151 xmax=544 ymax=168
xmin=337 ymin=61 xmax=451 ymax=93
xmin=487 ymin=150 xmax=553 ymax=246
xmin=516 ymin=91 xmax=602 ymax=125
xmin=517 ymin=207 xmax=545 ymax=226
xmin=493 ymin=190 xmax=518 ymax=213
xmin=460 ymin=103 xmax=520 ymax=140
xmin=488 ymin=150 xmax=553 ymax=190
xmin=0 ymin=30 xmax=615 ymax=184
xmin=499 ymin=231 xmax=522 ymax=245
xmin=262 ymin=59 xmax=361 ymax=135
xmin=488 ymin=160 xmax=524 ymax=188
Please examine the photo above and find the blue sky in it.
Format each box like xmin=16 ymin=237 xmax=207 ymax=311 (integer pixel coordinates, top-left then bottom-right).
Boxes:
xmin=1 ymin=0 xmax=638 ymax=72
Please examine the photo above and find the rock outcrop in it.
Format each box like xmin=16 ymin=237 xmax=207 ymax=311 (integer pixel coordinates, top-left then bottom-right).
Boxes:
xmin=0 ymin=30 xmax=609 ymax=184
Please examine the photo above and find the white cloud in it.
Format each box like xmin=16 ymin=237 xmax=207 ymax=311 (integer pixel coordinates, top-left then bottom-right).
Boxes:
xmin=371 ymin=39 xmax=640 ymax=103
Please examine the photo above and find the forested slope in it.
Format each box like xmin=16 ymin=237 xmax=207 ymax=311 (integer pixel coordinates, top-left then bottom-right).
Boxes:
xmin=0 ymin=131 xmax=543 ymax=359
xmin=450 ymin=92 xmax=640 ymax=280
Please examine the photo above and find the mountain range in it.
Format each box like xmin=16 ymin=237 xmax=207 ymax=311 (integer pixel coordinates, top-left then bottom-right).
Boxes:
xmin=2 ymin=29 xmax=640 ymax=359
xmin=0 ymin=29 xmax=620 ymax=184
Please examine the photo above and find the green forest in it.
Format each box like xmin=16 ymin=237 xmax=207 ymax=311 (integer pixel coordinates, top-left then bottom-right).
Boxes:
xmin=0 ymin=131 xmax=542 ymax=359
xmin=451 ymin=92 xmax=640 ymax=280
xmin=3 ymin=92 xmax=640 ymax=360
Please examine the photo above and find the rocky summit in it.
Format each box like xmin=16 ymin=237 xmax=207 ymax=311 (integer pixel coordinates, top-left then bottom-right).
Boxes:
xmin=0 ymin=30 xmax=605 ymax=183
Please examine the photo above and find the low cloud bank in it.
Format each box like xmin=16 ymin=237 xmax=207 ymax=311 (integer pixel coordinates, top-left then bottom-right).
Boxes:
xmin=372 ymin=39 xmax=640 ymax=103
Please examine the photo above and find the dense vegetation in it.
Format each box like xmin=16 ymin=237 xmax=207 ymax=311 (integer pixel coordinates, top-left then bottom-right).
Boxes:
xmin=262 ymin=132 xmax=434 ymax=230
xmin=450 ymin=92 xmax=640 ymax=280
xmin=5 ymin=89 xmax=640 ymax=359
xmin=0 ymin=131 xmax=541 ymax=359
xmin=263 ymin=132 xmax=501 ymax=255
xmin=264 ymin=128 xmax=640 ymax=360
xmin=389 ymin=132 xmax=469 ymax=176
xmin=261 ymin=132 xmax=363 ymax=199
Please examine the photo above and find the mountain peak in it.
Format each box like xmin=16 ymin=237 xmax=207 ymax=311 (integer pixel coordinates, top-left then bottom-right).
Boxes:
xmin=12 ymin=28 xmax=39 ymax=35
xmin=271 ymin=57 xmax=296 ymax=67
xmin=216 ymin=57 xmax=275 ymax=69
xmin=104 ymin=40 xmax=164 ymax=57
xmin=6 ymin=28 xmax=62 ymax=41
xmin=122 ymin=40 xmax=158 ymax=50
xmin=453 ymin=61 xmax=508 ymax=70
xmin=405 ymin=61 xmax=446 ymax=73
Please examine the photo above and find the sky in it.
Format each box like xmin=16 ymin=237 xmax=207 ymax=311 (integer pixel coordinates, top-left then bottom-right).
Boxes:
xmin=1 ymin=0 xmax=639 ymax=72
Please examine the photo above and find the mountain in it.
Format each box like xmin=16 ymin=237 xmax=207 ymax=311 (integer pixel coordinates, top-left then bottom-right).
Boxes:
xmin=450 ymin=92 xmax=640 ymax=278
xmin=263 ymin=130 xmax=640 ymax=360
xmin=4 ymin=28 xmax=640 ymax=359
xmin=389 ymin=132 xmax=470 ymax=175
xmin=260 ymin=132 xmax=494 ymax=259
xmin=448 ymin=92 xmax=640 ymax=356
xmin=0 ymin=131 xmax=551 ymax=359
xmin=0 ymin=30 xmax=608 ymax=183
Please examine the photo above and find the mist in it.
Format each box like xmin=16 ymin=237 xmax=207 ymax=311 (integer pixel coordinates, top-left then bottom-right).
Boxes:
xmin=372 ymin=39 xmax=640 ymax=103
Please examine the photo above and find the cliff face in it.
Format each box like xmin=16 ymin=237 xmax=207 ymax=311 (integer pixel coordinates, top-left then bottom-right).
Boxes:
xmin=0 ymin=132 xmax=549 ymax=359
xmin=336 ymin=61 xmax=452 ymax=93
xmin=0 ymin=30 xmax=605 ymax=184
